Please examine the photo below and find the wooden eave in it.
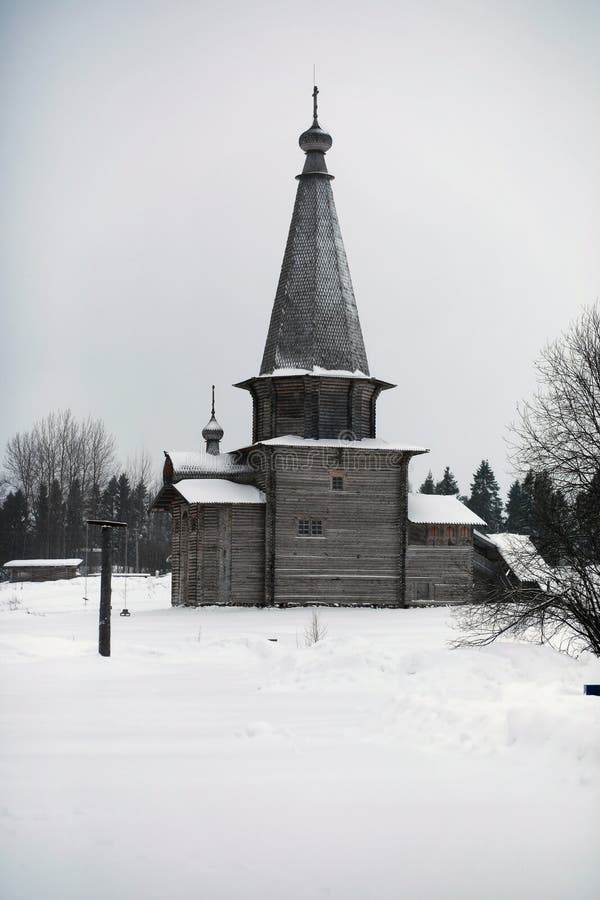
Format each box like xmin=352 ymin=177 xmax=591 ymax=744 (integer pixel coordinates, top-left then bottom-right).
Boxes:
xmin=234 ymin=374 xmax=396 ymax=392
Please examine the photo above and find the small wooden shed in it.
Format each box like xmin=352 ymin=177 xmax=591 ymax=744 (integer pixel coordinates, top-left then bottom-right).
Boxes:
xmin=3 ymin=559 xmax=83 ymax=582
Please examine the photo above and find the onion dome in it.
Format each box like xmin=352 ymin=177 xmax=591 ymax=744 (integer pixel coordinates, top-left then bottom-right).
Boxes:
xmin=202 ymin=386 xmax=224 ymax=456
xmin=298 ymin=85 xmax=333 ymax=178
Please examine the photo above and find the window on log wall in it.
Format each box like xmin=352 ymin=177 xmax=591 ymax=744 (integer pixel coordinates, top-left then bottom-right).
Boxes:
xmin=298 ymin=519 xmax=323 ymax=537
xmin=331 ymin=475 xmax=344 ymax=491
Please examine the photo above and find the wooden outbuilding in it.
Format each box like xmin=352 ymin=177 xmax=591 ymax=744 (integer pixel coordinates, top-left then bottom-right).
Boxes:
xmin=3 ymin=559 xmax=83 ymax=582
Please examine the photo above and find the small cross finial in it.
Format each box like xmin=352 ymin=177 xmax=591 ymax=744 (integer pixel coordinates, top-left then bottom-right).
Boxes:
xmin=312 ymin=84 xmax=319 ymax=125
xmin=211 ymin=384 xmax=215 ymax=417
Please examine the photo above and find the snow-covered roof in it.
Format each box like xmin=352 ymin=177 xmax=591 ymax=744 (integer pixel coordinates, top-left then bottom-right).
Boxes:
xmin=174 ymin=479 xmax=265 ymax=505
xmin=166 ymin=450 xmax=253 ymax=479
xmin=256 ymin=436 xmax=428 ymax=453
xmin=4 ymin=559 xmax=83 ymax=568
xmin=259 ymin=367 xmax=371 ymax=379
xmin=486 ymin=533 xmax=549 ymax=585
xmin=407 ymin=494 xmax=486 ymax=525
xmin=473 ymin=528 xmax=497 ymax=549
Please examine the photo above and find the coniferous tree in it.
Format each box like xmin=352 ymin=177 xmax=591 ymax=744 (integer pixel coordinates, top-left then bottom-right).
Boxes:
xmin=1 ymin=490 xmax=29 ymax=559
xmin=419 ymin=471 xmax=435 ymax=494
xmin=575 ymin=470 xmax=600 ymax=564
xmin=65 ymin=478 xmax=84 ymax=556
xmin=48 ymin=480 xmax=64 ymax=556
xmin=530 ymin=471 xmax=568 ymax=565
xmin=466 ymin=460 xmax=503 ymax=532
xmin=116 ymin=473 xmax=132 ymax=569
xmin=504 ymin=479 xmax=528 ymax=532
xmin=33 ymin=482 xmax=49 ymax=557
xmin=89 ymin=482 xmax=101 ymax=518
xmin=435 ymin=467 xmax=459 ymax=495
xmin=100 ymin=476 xmax=119 ymax=521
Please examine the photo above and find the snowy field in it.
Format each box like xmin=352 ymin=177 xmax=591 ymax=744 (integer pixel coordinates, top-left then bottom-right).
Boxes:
xmin=1 ymin=576 xmax=599 ymax=900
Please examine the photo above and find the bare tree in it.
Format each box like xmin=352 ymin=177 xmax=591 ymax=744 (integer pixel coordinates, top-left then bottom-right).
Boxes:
xmin=126 ymin=448 xmax=153 ymax=489
xmin=304 ymin=609 xmax=328 ymax=646
xmin=3 ymin=410 xmax=118 ymax=555
xmin=457 ymin=303 xmax=600 ymax=657
xmin=4 ymin=430 xmax=37 ymax=510
xmin=512 ymin=304 xmax=600 ymax=496
xmin=83 ymin=416 xmax=117 ymax=499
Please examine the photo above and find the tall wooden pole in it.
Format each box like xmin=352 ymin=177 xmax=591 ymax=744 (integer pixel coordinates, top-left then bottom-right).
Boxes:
xmin=99 ymin=525 xmax=112 ymax=657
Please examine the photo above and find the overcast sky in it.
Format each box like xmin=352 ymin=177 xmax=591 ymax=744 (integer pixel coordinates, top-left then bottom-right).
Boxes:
xmin=3 ymin=0 xmax=599 ymax=497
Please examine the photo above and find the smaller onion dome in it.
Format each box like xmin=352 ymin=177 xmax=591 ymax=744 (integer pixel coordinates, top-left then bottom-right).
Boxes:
xmin=202 ymin=386 xmax=224 ymax=455
xmin=299 ymin=124 xmax=332 ymax=154
xmin=298 ymin=85 xmax=333 ymax=178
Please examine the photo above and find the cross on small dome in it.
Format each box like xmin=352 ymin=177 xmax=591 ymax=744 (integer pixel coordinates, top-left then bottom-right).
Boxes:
xmin=202 ymin=385 xmax=224 ymax=455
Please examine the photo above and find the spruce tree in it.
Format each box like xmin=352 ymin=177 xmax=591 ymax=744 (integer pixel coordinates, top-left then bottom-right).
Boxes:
xmin=466 ymin=460 xmax=503 ymax=532
xmin=419 ymin=471 xmax=435 ymax=494
xmin=48 ymin=480 xmax=64 ymax=556
xmin=575 ymin=470 xmax=600 ymax=564
xmin=33 ymin=483 xmax=49 ymax=557
xmin=530 ymin=471 xmax=568 ymax=565
xmin=504 ymin=479 xmax=530 ymax=532
xmin=2 ymin=491 xmax=29 ymax=558
xmin=115 ymin=473 xmax=132 ymax=569
xmin=65 ymin=479 xmax=84 ymax=556
xmin=435 ymin=467 xmax=459 ymax=495
xmin=100 ymin=476 xmax=119 ymax=521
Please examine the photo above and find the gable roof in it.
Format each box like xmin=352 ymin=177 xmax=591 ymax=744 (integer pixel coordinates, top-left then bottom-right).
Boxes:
xmin=407 ymin=494 xmax=486 ymax=525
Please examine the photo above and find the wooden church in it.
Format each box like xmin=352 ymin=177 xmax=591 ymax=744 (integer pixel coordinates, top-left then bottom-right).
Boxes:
xmin=151 ymin=89 xmax=485 ymax=607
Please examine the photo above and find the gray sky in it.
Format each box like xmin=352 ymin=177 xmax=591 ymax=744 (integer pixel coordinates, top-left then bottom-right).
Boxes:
xmin=3 ymin=0 xmax=599 ymax=497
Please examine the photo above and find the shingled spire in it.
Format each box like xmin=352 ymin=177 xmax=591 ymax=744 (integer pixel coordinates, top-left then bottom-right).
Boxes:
xmin=260 ymin=87 xmax=370 ymax=376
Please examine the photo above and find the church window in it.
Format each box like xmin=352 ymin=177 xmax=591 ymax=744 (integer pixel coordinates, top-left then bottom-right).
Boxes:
xmin=460 ymin=526 xmax=470 ymax=539
xmin=298 ymin=519 xmax=323 ymax=537
xmin=430 ymin=526 xmax=440 ymax=538
xmin=331 ymin=475 xmax=344 ymax=491
xmin=446 ymin=526 xmax=456 ymax=540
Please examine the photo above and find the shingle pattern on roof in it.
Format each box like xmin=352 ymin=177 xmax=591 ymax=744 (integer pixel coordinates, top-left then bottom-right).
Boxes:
xmin=260 ymin=175 xmax=369 ymax=376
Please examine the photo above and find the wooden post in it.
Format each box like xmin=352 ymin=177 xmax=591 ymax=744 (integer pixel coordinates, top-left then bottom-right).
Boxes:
xmin=99 ymin=525 xmax=112 ymax=657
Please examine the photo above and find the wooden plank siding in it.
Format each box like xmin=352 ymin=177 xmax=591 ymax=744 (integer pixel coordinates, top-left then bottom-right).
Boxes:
xmin=170 ymin=499 xmax=265 ymax=606
xmin=406 ymin=546 xmax=474 ymax=605
xmin=266 ymin=446 xmax=407 ymax=605
xmin=167 ymin=449 xmax=476 ymax=608
xmin=237 ymin=375 xmax=388 ymax=443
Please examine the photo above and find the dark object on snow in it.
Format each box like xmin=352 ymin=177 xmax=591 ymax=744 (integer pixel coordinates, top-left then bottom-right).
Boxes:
xmin=584 ymin=685 xmax=600 ymax=696
xmin=86 ymin=518 xmax=128 ymax=658
xmin=119 ymin=608 xmax=131 ymax=617
xmin=267 ymin=638 xmax=278 ymax=642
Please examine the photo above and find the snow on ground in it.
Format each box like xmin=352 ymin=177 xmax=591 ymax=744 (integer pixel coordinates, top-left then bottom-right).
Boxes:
xmin=1 ymin=576 xmax=599 ymax=900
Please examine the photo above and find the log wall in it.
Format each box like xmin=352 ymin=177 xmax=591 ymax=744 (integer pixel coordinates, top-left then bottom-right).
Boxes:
xmin=239 ymin=375 xmax=385 ymax=442
xmin=7 ymin=565 xmax=80 ymax=582
xmin=405 ymin=545 xmax=474 ymax=605
xmin=170 ymin=499 xmax=265 ymax=606
xmin=265 ymin=447 xmax=407 ymax=605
